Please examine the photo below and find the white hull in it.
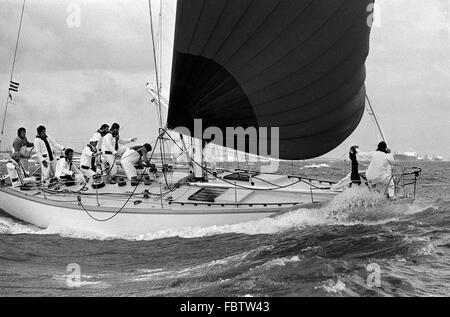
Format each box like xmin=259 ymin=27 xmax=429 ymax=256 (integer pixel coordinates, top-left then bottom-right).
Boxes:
xmin=0 ymin=187 xmax=286 ymax=236
xmin=0 ymin=169 xmax=339 ymax=236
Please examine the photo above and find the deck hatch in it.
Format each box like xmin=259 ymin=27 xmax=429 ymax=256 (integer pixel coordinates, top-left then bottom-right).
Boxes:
xmin=223 ymin=172 xmax=260 ymax=182
xmin=188 ymin=187 xmax=228 ymax=202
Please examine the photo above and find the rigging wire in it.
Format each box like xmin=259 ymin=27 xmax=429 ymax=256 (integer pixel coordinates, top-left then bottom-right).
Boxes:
xmin=0 ymin=0 xmax=26 ymax=150
xmin=159 ymin=0 xmax=163 ymax=93
xmin=365 ymin=93 xmax=386 ymax=143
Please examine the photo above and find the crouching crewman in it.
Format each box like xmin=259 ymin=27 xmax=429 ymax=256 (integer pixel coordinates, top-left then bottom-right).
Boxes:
xmin=121 ymin=143 xmax=152 ymax=181
xmin=55 ymin=148 xmax=85 ymax=185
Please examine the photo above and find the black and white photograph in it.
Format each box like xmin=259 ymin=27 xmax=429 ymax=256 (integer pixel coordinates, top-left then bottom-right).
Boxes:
xmin=0 ymin=0 xmax=449 ymax=300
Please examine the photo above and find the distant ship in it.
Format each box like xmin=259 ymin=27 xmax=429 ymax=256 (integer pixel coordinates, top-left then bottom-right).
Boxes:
xmin=431 ymin=155 xmax=444 ymax=162
xmin=417 ymin=155 xmax=445 ymax=162
xmin=394 ymin=151 xmax=418 ymax=162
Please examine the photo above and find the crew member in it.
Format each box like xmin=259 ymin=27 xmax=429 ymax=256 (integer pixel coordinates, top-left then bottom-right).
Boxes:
xmin=6 ymin=153 xmax=36 ymax=188
xmin=79 ymin=140 xmax=101 ymax=180
xmin=90 ymin=124 xmax=109 ymax=171
xmin=55 ymin=148 xmax=84 ymax=185
xmin=121 ymin=143 xmax=152 ymax=180
xmin=6 ymin=153 xmax=25 ymax=188
xmin=349 ymin=145 xmax=362 ymax=187
xmin=33 ymin=125 xmax=65 ymax=183
xmin=91 ymin=124 xmax=109 ymax=152
xmin=12 ymin=127 xmax=34 ymax=174
xmin=101 ymin=123 xmax=137 ymax=183
xmin=356 ymin=141 xmax=397 ymax=198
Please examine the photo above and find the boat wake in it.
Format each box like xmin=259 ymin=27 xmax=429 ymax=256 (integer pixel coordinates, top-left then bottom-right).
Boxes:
xmin=0 ymin=211 xmax=109 ymax=240
xmin=323 ymin=186 xmax=427 ymax=223
xmin=127 ymin=187 xmax=430 ymax=241
xmin=0 ymin=214 xmax=41 ymax=235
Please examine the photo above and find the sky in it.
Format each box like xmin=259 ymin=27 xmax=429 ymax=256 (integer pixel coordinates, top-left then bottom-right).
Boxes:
xmin=0 ymin=0 xmax=449 ymax=159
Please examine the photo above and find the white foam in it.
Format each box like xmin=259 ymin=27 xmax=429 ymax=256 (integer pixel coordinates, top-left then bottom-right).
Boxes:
xmin=301 ymin=246 xmax=321 ymax=252
xmin=302 ymin=163 xmax=331 ymax=169
xmin=126 ymin=188 xmax=422 ymax=241
xmin=261 ymin=256 xmax=301 ymax=268
xmin=413 ymin=243 xmax=435 ymax=256
xmin=38 ymin=224 xmax=109 ymax=240
xmin=324 ymin=186 xmax=427 ymax=224
xmin=403 ymin=236 xmax=436 ymax=256
xmin=129 ymin=208 xmax=332 ymax=241
xmin=0 ymin=216 xmax=116 ymax=241
xmin=318 ymin=279 xmax=346 ymax=294
xmin=0 ymin=216 xmax=41 ymax=235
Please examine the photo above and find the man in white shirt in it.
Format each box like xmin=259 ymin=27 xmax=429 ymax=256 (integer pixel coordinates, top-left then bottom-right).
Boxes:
xmin=121 ymin=144 xmax=152 ymax=180
xmin=356 ymin=141 xmax=397 ymax=198
xmin=79 ymin=140 xmax=101 ymax=180
xmin=91 ymin=124 xmax=109 ymax=152
xmin=55 ymin=148 xmax=84 ymax=185
xmin=101 ymin=123 xmax=137 ymax=183
xmin=33 ymin=125 xmax=65 ymax=183
xmin=90 ymin=124 xmax=109 ymax=173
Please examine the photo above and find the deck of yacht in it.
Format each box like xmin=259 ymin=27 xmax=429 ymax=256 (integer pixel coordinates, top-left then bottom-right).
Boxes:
xmin=2 ymin=165 xmax=339 ymax=212
xmin=0 ymin=164 xmax=342 ymax=235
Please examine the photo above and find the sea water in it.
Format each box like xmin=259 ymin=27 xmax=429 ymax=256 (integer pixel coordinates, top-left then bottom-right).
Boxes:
xmin=0 ymin=160 xmax=449 ymax=297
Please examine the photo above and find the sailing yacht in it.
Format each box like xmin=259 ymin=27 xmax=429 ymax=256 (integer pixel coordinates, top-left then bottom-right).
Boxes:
xmin=0 ymin=0 xmax=381 ymax=236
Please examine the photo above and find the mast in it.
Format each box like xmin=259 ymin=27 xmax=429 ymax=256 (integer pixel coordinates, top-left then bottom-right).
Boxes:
xmin=0 ymin=0 xmax=26 ymax=151
xmin=148 ymin=0 xmax=163 ymax=130
xmin=148 ymin=0 xmax=169 ymax=175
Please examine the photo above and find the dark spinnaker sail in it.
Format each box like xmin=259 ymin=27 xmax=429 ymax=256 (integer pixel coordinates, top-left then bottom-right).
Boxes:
xmin=167 ymin=0 xmax=374 ymax=160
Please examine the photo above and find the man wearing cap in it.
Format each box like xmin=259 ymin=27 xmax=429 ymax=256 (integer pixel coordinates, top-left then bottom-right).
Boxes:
xmin=101 ymin=123 xmax=137 ymax=183
xmin=33 ymin=125 xmax=65 ymax=183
